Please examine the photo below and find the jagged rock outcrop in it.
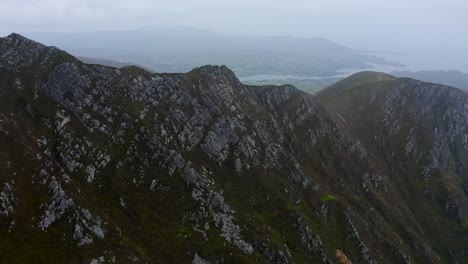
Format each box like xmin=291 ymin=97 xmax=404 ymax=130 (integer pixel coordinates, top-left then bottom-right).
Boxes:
xmin=0 ymin=34 xmax=466 ymax=263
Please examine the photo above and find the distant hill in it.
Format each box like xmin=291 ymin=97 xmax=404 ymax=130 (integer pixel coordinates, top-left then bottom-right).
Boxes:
xmin=76 ymin=56 xmax=152 ymax=71
xmin=241 ymin=77 xmax=341 ymax=95
xmin=23 ymin=27 xmax=398 ymax=77
xmin=392 ymin=70 xmax=468 ymax=92
xmin=77 ymin=56 xmax=131 ymax=68
xmin=315 ymin=71 xmax=396 ymax=98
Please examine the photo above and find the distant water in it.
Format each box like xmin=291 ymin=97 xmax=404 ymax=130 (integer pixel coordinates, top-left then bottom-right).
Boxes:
xmin=239 ymin=74 xmax=347 ymax=82
xmin=240 ymin=49 xmax=468 ymax=83
xmin=336 ymin=62 xmax=407 ymax=75
xmin=239 ymin=62 xmax=407 ymax=82
xmin=361 ymin=51 xmax=468 ymax=73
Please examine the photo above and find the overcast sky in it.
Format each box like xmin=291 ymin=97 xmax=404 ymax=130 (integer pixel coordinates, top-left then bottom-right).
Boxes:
xmin=1 ymin=0 xmax=467 ymax=71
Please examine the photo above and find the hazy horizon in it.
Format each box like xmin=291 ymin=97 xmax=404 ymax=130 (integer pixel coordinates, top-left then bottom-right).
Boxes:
xmin=1 ymin=0 xmax=467 ymax=72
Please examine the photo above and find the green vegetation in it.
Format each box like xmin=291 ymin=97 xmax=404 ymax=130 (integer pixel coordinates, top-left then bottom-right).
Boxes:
xmin=321 ymin=194 xmax=338 ymax=202
xmin=455 ymin=222 xmax=468 ymax=232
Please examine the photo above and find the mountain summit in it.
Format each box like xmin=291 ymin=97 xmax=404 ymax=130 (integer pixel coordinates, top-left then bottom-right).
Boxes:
xmin=0 ymin=34 xmax=466 ymax=263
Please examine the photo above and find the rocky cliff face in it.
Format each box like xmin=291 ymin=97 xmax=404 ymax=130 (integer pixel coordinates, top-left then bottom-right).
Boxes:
xmin=0 ymin=34 xmax=466 ymax=263
xmin=319 ymin=73 xmax=468 ymax=263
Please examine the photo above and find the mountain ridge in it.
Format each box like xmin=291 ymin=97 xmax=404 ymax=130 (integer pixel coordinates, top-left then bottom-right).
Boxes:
xmin=392 ymin=70 xmax=468 ymax=92
xmin=318 ymin=74 xmax=467 ymax=260
xmin=0 ymin=33 xmax=466 ymax=263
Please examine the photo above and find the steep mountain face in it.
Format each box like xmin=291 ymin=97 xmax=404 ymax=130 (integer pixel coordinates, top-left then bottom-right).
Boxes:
xmin=0 ymin=34 xmax=466 ymax=263
xmin=318 ymin=72 xmax=468 ymax=263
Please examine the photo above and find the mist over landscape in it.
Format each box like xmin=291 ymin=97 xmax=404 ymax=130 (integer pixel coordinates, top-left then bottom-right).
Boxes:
xmin=2 ymin=0 xmax=466 ymax=93
xmin=1 ymin=0 xmax=467 ymax=68
xmin=16 ymin=27 xmax=468 ymax=93
xmin=0 ymin=1 xmax=467 ymax=263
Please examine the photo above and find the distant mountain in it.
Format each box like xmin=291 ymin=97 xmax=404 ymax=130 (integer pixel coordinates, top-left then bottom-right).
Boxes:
xmin=392 ymin=70 xmax=468 ymax=92
xmin=241 ymin=77 xmax=341 ymax=95
xmin=23 ymin=27 xmax=398 ymax=77
xmin=76 ymin=56 xmax=142 ymax=69
xmin=0 ymin=34 xmax=466 ymax=263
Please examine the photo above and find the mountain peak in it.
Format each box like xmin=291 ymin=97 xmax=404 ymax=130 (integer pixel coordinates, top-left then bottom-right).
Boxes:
xmin=316 ymin=71 xmax=397 ymax=98
xmin=3 ymin=32 xmax=45 ymax=48
xmin=1 ymin=32 xmax=76 ymax=70
xmin=188 ymin=65 xmax=240 ymax=84
xmin=346 ymin=71 xmax=396 ymax=81
xmin=191 ymin=64 xmax=235 ymax=75
xmin=7 ymin=32 xmax=28 ymax=39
